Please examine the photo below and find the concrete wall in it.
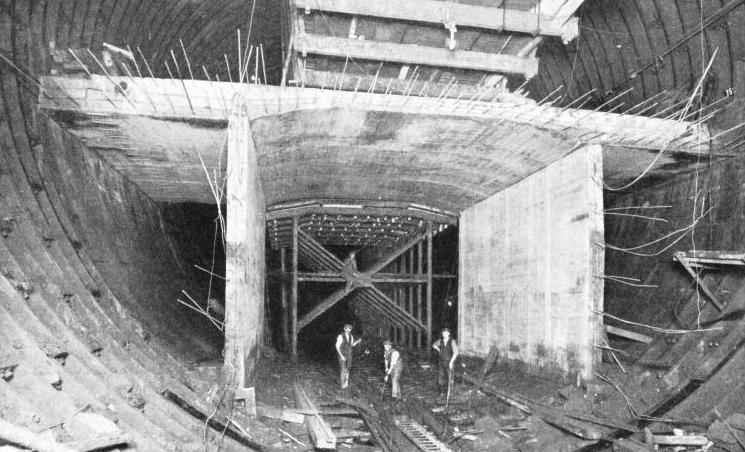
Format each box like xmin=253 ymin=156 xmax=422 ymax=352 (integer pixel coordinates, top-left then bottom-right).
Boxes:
xmin=458 ymin=144 xmax=604 ymax=379
xmin=225 ymin=108 xmax=266 ymax=392
xmin=37 ymin=115 xmax=223 ymax=357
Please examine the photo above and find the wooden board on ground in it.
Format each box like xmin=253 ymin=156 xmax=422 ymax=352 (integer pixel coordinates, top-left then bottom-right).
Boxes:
xmin=294 ymin=382 xmax=337 ymax=450
xmin=605 ymin=325 xmax=653 ymax=344
xmin=257 ymin=402 xmax=305 ymax=424
xmin=335 ymin=397 xmax=379 ymax=418
xmin=458 ymin=373 xmax=606 ymax=440
xmin=160 ymin=388 xmax=276 ymax=451
xmin=333 ymin=429 xmax=370 ymax=439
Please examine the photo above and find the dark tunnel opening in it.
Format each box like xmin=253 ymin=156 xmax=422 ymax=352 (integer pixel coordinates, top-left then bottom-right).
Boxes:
xmin=160 ymin=202 xmax=228 ymax=362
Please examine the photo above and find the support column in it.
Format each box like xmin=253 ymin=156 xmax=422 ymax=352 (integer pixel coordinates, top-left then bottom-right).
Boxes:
xmin=417 ymin=241 xmax=423 ymax=349
xmin=408 ymin=247 xmax=415 ymax=348
xmin=225 ymin=106 xmax=265 ymax=416
xmin=426 ymin=220 xmax=433 ymax=350
xmin=457 ymin=144 xmax=604 ymax=379
xmin=291 ymin=217 xmax=299 ymax=360
xmin=280 ymin=247 xmax=290 ymax=351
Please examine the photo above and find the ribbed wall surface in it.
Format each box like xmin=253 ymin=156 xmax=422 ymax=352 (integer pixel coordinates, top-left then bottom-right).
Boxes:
xmin=0 ymin=1 xmax=263 ymax=445
xmin=2 ymin=0 xmax=745 ymax=444
xmin=533 ymin=0 xmax=745 ymax=129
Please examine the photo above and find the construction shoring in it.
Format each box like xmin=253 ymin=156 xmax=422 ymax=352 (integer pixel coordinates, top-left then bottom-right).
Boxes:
xmin=39 ymin=76 xmax=709 ymax=154
xmin=291 ymin=217 xmax=299 ymax=359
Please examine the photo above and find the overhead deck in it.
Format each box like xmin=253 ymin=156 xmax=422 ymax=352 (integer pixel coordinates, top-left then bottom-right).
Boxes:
xmin=41 ymin=75 xmax=712 ymax=211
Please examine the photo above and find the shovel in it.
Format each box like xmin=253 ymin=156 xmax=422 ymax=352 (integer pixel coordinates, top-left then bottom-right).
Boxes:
xmin=445 ymin=366 xmax=453 ymax=411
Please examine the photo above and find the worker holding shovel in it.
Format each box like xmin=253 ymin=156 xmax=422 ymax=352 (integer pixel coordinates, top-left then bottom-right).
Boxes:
xmin=383 ymin=340 xmax=403 ymax=399
xmin=432 ymin=328 xmax=459 ymax=396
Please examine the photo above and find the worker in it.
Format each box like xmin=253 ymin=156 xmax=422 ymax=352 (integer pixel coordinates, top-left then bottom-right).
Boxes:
xmin=335 ymin=323 xmax=362 ymax=389
xmin=432 ymin=328 xmax=459 ymax=392
xmin=341 ymin=251 xmax=360 ymax=291
xmin=383 ymin=340 xmax=403 ymax=399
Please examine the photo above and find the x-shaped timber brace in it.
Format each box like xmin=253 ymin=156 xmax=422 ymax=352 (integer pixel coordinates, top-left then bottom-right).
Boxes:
xmin=278 ymin=219 xmax=448 ymax=357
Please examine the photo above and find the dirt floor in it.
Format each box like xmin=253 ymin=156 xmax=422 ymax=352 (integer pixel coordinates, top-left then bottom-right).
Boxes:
xmin=226 ymin=343 xmax=626 ymax=452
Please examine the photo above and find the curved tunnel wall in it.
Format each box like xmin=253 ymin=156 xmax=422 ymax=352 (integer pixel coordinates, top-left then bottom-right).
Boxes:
xmin=0 ymin=1 xmax=260 ymax=444
xmin=533 ymin=0 xmax=745 ymax=131
xmin=2 ymin=0 xmax=745 ymax=442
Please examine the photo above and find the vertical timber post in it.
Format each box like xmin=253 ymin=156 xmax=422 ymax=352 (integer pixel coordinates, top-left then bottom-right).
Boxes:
xmin=291 ymin=217 xmax=299 ymax=360
xmin=426 ymin=220 xmax=433 ymax=350
xmin=417 ymin=241 xmax=423 ymax=349
xmin=408 ymin=247 xmax=415 ymax=348
xmin=225 ymin=105 xmax=265 ymax=417
xmin=281 ymin=247 xmax=289 ymax=351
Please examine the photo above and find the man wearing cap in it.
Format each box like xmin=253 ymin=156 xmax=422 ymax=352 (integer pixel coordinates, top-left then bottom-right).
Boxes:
xmin=335 ymin=324 xmax=362 ymax=389
xmin=383 ymin=340 xmax=403 ymax=399
xmin=432 ymin=328 xmax=459 ymax=392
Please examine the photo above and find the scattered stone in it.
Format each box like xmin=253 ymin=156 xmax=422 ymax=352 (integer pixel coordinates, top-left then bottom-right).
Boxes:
xmin=84 ymin=336 xmax=104 ymax=355
xmin=0 ymin=217 xmax=15 ymax=237
xmin=45 ymin=371 xmax=62 ymax=390
xmin=127 ymin=393 xmax=146 ymax=411
xmin=14 ymin=280 xmax=34 ymax=299
xmin=107 ymin=373 xmax=133 ymax=393
xmin=39 ymin=341 xmax=68 ymax=361
xmin=64 ymin=413 xmax=121 ymax=440
xmin=0 ymin=364 xmax=17 ymax=381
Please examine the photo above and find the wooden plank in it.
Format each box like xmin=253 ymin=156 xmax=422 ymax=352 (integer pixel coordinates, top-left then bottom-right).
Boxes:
xmin=674 ymin=251 xmax=724 ymax=311
xmin=257 ymin=402 xmax=306 ymax=424
xmin=426 ymin=221 xmax=433 ymax=349
xmin=161 ymin=389 xmax=275 ymax=451
xmin=682 ymin=250 xmax=745 ymax=261
xmin=302 ymin=0 xmax=579 ymax=40
xmin=301 ymin=68 xmax=507 ymax=100
xmin=417 ymin=241 xmax=423 ymax=349
xmin=355 ymin=291 xmax=412 ymax=329
xmin=651 ymin=434 xmax=708 ymax=446
xmin=366 ymin=233 xmax=427 ymax=275
xmin=65 ymin=434 xmax=131 ymax=452
xmin=605 ymin=325 xmax=653 ymax=344
xmin=291 ymin=217 xmax=299 ymax=359
xmin=550 ymin=0 xmax=586 ymax=27
xmin=458 ymin=374 xmax=603 ymax=440
xmin=294 ymin=383 xmax=337 ymax=450
xmin=290 ymin=272 xmax=432 ymax=283
xmin=367 ymin=286 xmax=426 ymax=330
xmin=281 ymin=247 xmax=290 ymax=351
xmin=332 ymin=429 xmax=370 ymax=439
xmin=265 ymin=202 xmax=458 ymax=224
xmin=225 ymin=108 xmax=264 ymax=412
xmin=298 ymin=287 xmax=353 ymax=330
xmin=334 ymin=397 xmax=379 ymax=418
xmin=294 ymin=34 xmax=539 ymax=77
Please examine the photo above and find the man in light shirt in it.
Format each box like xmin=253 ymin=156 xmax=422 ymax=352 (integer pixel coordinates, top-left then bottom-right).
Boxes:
xmin=335 ymin=324 xmax=362 ymax=389
xmin=383 ymin=340 xmax=403 ymax=399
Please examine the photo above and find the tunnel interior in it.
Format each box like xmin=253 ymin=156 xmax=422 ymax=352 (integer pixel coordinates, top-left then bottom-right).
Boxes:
xmin=2 ymin=0 xmax=745 ymax=450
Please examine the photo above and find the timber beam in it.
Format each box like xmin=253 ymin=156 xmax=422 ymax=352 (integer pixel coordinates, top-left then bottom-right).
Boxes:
xmin=296 ymin=229 xmax=431 ymax=330
xmin=301 ymin=0 xmax=579 ymax=42
xmin=298 ymin=287 xmax=353 ymax=330
xmin=270 ymin=271 xmax=453 ymax=283
xmin=539 ymin=0 xmax=586 ymax=28
xmin=295 ymin=33 xmax=540 ymax=77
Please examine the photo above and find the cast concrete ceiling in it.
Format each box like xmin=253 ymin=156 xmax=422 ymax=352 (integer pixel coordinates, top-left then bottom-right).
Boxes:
xmin=40 ymin=75 xmax=713 ymax=212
